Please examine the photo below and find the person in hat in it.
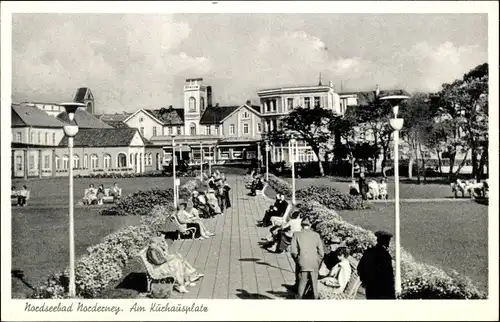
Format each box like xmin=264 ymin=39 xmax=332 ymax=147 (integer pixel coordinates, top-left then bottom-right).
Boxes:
xmin=357 ymin=230 xmax=396 ymax=299
xmin=206 ymin=188 xmax=222 ymax=215
xmin=290 ymin=217 xmax=324 ymax=299
xmin=257 ymin=194 xmax=281 ymax=227
xmin=249 ymin=176 xmax=264 ymax=196
xmin=146 ymin=236 xmax=204 ymax=293
xmin=222 ymin=177 xmax=232 ymax=210
xmin=173 ymin=200 xmax=206 ymax=239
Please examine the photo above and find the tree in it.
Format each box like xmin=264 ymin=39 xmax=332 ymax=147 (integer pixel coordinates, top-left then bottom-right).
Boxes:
xmin=399 ymin=93 xmax=436 ymax=183
xmin=433 ymin=63 xmax=488 ymax=181
xmin=328 ymin=108 xmax=358 ymax=177
xmin=266 ymin=105 xmax=334 ymax=176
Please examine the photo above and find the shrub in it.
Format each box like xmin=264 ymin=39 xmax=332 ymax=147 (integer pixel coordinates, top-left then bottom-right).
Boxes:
xmin=267 ymin=174 xmax=293 ymax=198
xmin=299 ymin=201 xmax=486 ymax=299
xmin=101 ymin=188 xmax=175 ymax=216
xmin=296 ymin=185 xmax=370 ymax=210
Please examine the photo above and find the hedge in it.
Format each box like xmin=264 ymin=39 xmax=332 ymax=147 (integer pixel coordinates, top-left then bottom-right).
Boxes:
xmin=30 ymin=179 xmax=200 ymax=299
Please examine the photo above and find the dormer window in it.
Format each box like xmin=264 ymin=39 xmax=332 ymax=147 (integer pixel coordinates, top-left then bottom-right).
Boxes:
xmin=139 ymin=117 xmax=144 ymax=122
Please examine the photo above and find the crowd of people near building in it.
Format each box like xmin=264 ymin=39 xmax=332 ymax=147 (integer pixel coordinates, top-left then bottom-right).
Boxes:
xmin=81 ymin=182 xmax=122 ymax=205
xmin=349 ymin=162 xmax=388 ymax=200
xmin=11 ymin=185 xmax=29 ymax=206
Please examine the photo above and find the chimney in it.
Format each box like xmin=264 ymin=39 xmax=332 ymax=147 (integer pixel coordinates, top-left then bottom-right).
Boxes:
xmin=207 ymin=86 xmax=213 ymax=107
xmin=246 ymin=100 xmax=251 ymax=106
xmin=215 ymin=103 xmax=219 ymax=108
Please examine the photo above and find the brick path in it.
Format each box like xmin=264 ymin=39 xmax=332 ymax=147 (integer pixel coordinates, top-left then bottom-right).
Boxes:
xmin=167 ymin=175 xmax=296 ymax=299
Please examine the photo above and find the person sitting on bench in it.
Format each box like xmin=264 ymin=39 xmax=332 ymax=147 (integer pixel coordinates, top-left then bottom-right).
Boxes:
xmin=249 ymin=176 xmax=264 ymax=196
xmin=186 ymin=201 xmax=215 ymax=237
xmin=259 ymin=211 xmax=302 ymax=253
xmin=319 ymin=246 xmax=352 ymax=294
xmin=110 ymin=182 xmax=122 ymax=200
xmin=96 ymin=184 xmax=106 ymax=204
xmin=206 ymin=189 xmax=222 ymax=215
xmin=192 ymin=191 xmax=213 ymax=218
xmin=17 ymin=185 xmax=28 ymax=207
xmin=174 ymin=200 xmax=209 ymax=240
xmin=84 ymin=184 xmax=98 ymax=205
xmin=146 ymin=236 xmax=204 ymax=293
xmin=257 ymin=194 xmax=281 ymax=227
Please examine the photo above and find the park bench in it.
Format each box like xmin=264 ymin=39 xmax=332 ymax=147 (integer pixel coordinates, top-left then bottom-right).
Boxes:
xmin=317 ymin=257 xmax=362 ymax=300
xmin=136 ymin=247 xmax=175 ymax=295
xmin=270 ymin=204 xmax=292 ymax=227
xmin=101 ymin=188 xmax=122 ymax=204
xmin=169 ymin=215 xmax=197 ymax=240
xmin=255 ymin=183 xmax=268 ymax=197
xmin=11 ymin=190 xmax=30 ymax=206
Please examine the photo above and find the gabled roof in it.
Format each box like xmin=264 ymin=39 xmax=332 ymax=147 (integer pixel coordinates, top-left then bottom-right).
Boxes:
xmin=57 ymin=109 xmax=112 ymax=129
xmin=104 ymin=121 xmax=130 ymax=128
xmin=58 ymin=128 xmax=143 ymax=147
xmin=98 ymin=112 xmax=133 ymax=122
xmin=11 ymin=104 xmax=67 ymax=128
xmin=74 ymin=87 xmax=93 ymax=102
xmin=199 ymin=105 xmax=240 ymax=124
xmin=145 ymin=108 xmax=184 ymax=125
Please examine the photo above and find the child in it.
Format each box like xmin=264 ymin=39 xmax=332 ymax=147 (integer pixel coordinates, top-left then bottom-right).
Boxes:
xmin=378 ymin=178 xmax=388 ymax=200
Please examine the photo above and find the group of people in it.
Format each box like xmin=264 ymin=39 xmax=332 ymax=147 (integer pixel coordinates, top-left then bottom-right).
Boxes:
xmin=11 ymin=185 xmax=29 ymax=207
xmin=190 ymin=170 xmax=232 ymax=218
xmin=350 ymin=174 xmax=388 ymax=200
xmin=82 ymin=182 xmax=122 ymax=205
xmin=451 ymin=178 xmax=489 ymax=198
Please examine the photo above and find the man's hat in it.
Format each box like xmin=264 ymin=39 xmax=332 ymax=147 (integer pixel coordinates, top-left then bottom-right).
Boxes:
xmin=375 ymin=230 xmax=393 ymax=238
xmin=301 ymin=217 xmax=311 ymax=226
xmin=178 ymin=199 xmax=187 ymax=206
xmin=192 ymin=190 xmax=199 ymax=195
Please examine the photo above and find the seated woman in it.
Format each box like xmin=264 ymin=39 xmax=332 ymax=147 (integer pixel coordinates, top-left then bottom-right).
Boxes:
xmin=110 ymin=182 xmax=122 ymax=200
xmin=259 ymin=211 xmax=302 ymax=253
xmin=257 ymin=194 xmax=281 ymax=227
xmin=207 ymin=174 xmax=216 ymax=190
xmin=146 ymin=236 xmax=204 ymax=293
xmin=319 ymin=246 xmax=352 ymax=294
xmin=249 ymin=177 xmax=264 ymax=196
xmin=191 ymin=191 xmax=212 ymax=218
xmin=186 ymin=202 xmax=215 ymax=237
xmin=96 ymin=184 xmax=106 ymax=205
xmin=17 ymin=185 xmax=29 ymax=207
xmin=174 ymin=201 xmax=210 ymax=239
xmin=84 ymin=184 xmax=98 ymax=205
xmin=205 ymin=189 xmax=222 ymax=215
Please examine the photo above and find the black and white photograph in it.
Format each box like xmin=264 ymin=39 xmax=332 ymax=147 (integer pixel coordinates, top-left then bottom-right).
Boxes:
xmin=1 ymin=1 xmax=498 ymax=321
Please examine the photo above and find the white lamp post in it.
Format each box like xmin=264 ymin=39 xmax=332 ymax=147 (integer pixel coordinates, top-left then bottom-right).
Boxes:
xmin=208 ymin=145 xmax=212 ymax=175
xmin=381 ymin=94 xmax=409 ymax=298
xmin=60 ymin=102 xmax=85 ymax=298
xmin=265 ymin=141 xmax=271 ymax=181
xmin=289 ymin=137 xmax=297 ymax=205
xmin=172 ymin=135 xmax=177 ymax=208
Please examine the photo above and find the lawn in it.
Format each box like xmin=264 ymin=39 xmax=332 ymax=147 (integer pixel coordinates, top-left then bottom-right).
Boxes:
xmin=280 ymin=176 xmax=455 ymax=199
xmin=339 ymin=201 xmax=488 ymax=292
xmin=11 ymin=175 xmax=194 ymax=298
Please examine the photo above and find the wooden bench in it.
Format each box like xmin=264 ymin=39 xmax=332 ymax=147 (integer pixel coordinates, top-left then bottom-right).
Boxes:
xmin=256 ymin=183 xmax=268 ymax=197
xmin=270 ymin=204 xmax=292 ymax=227
xmin=11 ymin=190 xmax=30 ymax=206
xmin=136 ymin=247 xmax=175 ymax=295
xmin=101 ymin=188 xmax=122 ymax=204
xmin=169 ymin=215 xmax=197 ymax=240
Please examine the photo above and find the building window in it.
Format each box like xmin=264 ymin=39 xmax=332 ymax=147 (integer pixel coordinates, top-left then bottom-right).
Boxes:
xmin=103 ymin=154 xmax=111 ymax=169
xmin=84 ymin=154 xmax=88 ymax=168
xmin=62 ymin=155 xmax=69 ymax=170
xmin=314 ymin=96 xmax=320 ymax=107
xmin=44 ymin=155 xmax=50 ymax=169
xmin=200 ymin=97 xmax=205 ymax=111
xmin=38 ymin=132 xmax=41 ymax=144
xmin=117 ymin=153 xmax=127 ymax=168
xmin=45 ymin=133 xmax=48 ymax=144
xmin=139 ymin=117 xmax=144 ymax=122
xmin=90 ymin=154 xmax=98 ymax=168
xmin=52 ymin=133 xmax=56 ymax=145
xmin=73 ymin=154 xmax=80 ymax=169
xmin=16 ymin=155 xmax=23 ymax=171
xmin=242 ymin=111 xmax=250 ymax=119
xmin=190 ymin=123 xmax=197 ymax=135
xmin=168 ymin=127 xmax=173 ymax=135
xmin=304 ymin=97 xmax=311 ymax=108
xmin=16 ymin=132 xmax=22 ymax=142
xmin=287 ymin=98 xmax=294 ymax=110
xmin=243 ymin=123 xmax=249 ymax=134
xmin=129 ymin=154 xmax=134 ymax=165
xmin=140 ymin=127 xmax=144 ymax=136
xmin=153 ymin=127 xmax=157 ymax=136
xmin=229 ymin=124 xmax=235 ymax=135
xmin=214 ymin=125 xmax=219 ymax=135
xmin=30 ymin=132 xmax=34 ymax=143
xmin=257 ymin=122 xmax=262 ymax=133
xmin=272 ymin=120 xmax=278 ymax=132
xmin=206 ymin=126 xmax=211 ymax=135
xmin=148 ymin=153 xmax=153 ymax=165
xmin=55 ymin=155 xmax=60 ymax=169
xmin=188 ymin=97 xmax=196 ymax=112
xmin=177 ymin=126 xmax=182 ymax=135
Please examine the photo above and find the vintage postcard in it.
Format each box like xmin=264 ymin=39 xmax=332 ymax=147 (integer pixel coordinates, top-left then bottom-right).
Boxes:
xmin=1 ymin=1 xmax=498 ymax=321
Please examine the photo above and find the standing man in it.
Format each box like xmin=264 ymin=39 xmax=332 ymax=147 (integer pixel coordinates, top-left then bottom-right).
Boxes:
xmin=358 ymin=171 xmax=368 ymax=200
xmin=357 ymin=230 xmax=396 ymax=299
xmin=291 ymin=217 xmax=324 ymax=299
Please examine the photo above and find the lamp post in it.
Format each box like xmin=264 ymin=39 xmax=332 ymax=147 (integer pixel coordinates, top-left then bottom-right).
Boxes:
xmin=60 ymin=102 xmax=85 ymax=298
xmin=172 ymin=135 xmax=177 ymax=208
xmin=265 ymin=141 xmax=270 ymax=181
xmin=380 ymin=94 xmax=409 ymax=298
xmin=289 ymin=137 xmax=297 ymax=205
xmin=208 ymin=145 xmax=212 ymax=175
xmin=200 ymin=141 xmax=204 ymax=181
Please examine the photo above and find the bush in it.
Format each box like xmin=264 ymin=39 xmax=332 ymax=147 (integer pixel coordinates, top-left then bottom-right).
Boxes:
xmin=296 ymin=185 xmax=370 ymax=210
xmin=101 ymin=188 xmax=175 ymax=216
xmin=267 ymin=174 xmax=293 ymax=198
xmin=298 ymin=201 xmax=486 ymax=299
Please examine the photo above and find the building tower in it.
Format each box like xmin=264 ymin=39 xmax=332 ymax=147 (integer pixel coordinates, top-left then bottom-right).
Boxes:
xmin=73 ymin=87 xmax=95 ymax=115
xmin=183 ymin=78 xmax=209 ymax=136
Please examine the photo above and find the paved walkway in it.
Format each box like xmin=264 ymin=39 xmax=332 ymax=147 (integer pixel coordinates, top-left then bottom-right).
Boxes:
xmin=167 ymin=175 xmax=296 ymax=299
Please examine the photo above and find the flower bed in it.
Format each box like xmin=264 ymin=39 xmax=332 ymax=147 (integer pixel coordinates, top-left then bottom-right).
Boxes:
xmin=296 ymin=200 xmax=486 ymax=299
xmin=31 ymin=179 xmax=200 ymax=299
xmin=267 ymin=174 xmax=293 ymax=198
xmin=100 ymin=188 xmax=175 ymax=216
xmin=296 ymin=185 xmax=370 ymax=210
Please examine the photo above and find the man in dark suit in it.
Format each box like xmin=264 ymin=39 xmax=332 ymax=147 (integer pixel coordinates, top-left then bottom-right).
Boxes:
xmin=357 ymin=230 xmax=396 ymax=299
xmin=291 ymin=217 xmax=324 ymax=299
xmin=257 ymin=194 xmax=281 ymax=227
xmin=276 ymin=194 xmax=289 ymax=217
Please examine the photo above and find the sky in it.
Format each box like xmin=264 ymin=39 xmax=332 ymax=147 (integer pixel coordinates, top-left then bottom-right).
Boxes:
xmin=11 ymin=13 xmax=488 ymax=114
